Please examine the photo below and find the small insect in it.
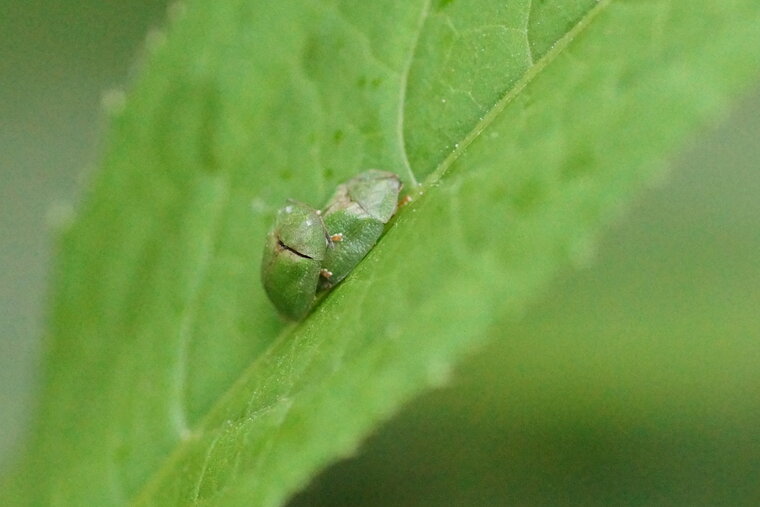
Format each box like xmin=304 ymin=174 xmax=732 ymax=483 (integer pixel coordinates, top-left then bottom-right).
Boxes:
xmin=261 ymin=170 xmax=403 ymax=320
xmin=318 ymin=170 xmax=402 ymax=290
xmin=260 ymin=200 xmax=330 ymax=320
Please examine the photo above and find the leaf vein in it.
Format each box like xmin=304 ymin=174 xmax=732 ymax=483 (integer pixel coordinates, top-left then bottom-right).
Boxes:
xmin=425 ymin=0 xmax=612 ymax=187
xmin=397 ymin=0 xmax=432 ymax=188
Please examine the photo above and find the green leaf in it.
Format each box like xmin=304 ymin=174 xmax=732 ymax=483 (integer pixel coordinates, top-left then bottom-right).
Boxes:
xmin=7 ymin=0 xmax=760 ymax=505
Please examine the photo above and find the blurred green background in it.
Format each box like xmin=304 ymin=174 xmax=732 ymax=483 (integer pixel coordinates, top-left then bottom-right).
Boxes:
xmin=2 ymin=1 xmax=758 ymax=504
xmin=0 ymin=0 xmax=170 ymax=474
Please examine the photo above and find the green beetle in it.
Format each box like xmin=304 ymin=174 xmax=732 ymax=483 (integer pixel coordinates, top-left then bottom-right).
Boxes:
xmin=260 ymin=200 xmax=330 ymax=320
xmin=318 ymin=170 xmax=402 ymax=290
xmin=261 ymin=170 xmax=403 ymax=320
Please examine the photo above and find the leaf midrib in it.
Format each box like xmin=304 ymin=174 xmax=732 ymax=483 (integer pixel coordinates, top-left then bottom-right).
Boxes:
xmin=130 ymin=0 xmax=612 ymax=502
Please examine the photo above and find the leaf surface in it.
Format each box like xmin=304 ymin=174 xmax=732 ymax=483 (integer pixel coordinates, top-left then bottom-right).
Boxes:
xmin=7 ymin=1 xmax=760 ymax=505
